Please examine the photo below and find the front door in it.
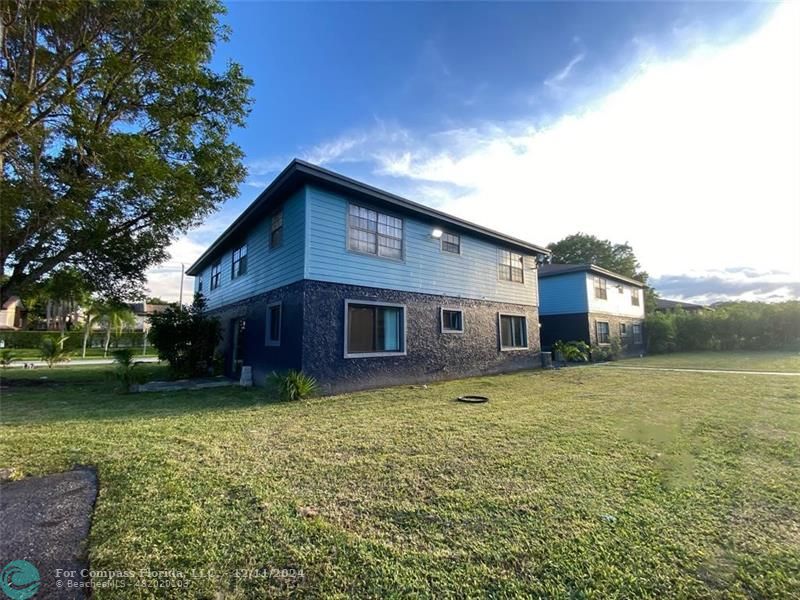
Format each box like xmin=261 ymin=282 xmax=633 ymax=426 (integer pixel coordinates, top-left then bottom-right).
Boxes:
xmin=231 ymin=318 xmax=247 ymax=376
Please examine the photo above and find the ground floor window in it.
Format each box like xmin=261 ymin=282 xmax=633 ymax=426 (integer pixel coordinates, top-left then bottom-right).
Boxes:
xmin=266 ymin=302 xmax=281 ymax=346
xmin=345 ymin=301 xmax=405 ymax=357
xmin=620 ymin=323 xmax=628 ymax=336
xmin=632 ymin=324 xmax=643 ymax=344
xmin=596 ymin=321 xmax=610 ymax=345
xmin=499 ymin=314 xmax=527 ymax=350
xmin=441 ymin=308 xmax=464 ymax=333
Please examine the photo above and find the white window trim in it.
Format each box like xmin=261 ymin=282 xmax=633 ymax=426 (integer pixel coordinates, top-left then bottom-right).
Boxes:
xmin=498 ymin=312 xmax=529 ymax=351
xmin=497 ymin=249 xmax=526 ymax=284
xmin=346 ymin=203 xmax=405 ymax=262
xmin=596 ymin=320 xmax=611 ymax=346
xmin=343 ymin=299 xmax=407 ymax=358
xmin=440 ymin=232 xmax=462 ymax=255
xmin=440 ymin=307 xmax=465 ymax=334
xmin=265 ymin=301 xmax=282 ymax=346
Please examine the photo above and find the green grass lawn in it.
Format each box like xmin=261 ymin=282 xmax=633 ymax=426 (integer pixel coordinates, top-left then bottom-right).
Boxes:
xmin=3 ymin=347 xmax=158 ymax=361
xmin=1 ymin=361 xmax=799 ymax=598
xmin=617 ymin=350 xmax=800 ymax=373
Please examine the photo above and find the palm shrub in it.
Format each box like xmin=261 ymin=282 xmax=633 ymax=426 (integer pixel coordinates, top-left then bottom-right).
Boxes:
xmin=269 ymin=370 xmax=318 ymax=401
xmin=0 ymin=350 xmax=16 ymax=368
xmin=111 ymin=348 xmax=147 ymax=392
xmin=552 ymin=340 xmax=589 ymax=362
xmin=40 ymin=336 xmax=71 ymax=368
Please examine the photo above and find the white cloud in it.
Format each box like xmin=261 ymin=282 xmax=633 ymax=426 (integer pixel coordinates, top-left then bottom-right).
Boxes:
xmin=373 ymin=3 xmax=800 ymax=299
xmin=144 ymin=2 xmax=800 ymax=303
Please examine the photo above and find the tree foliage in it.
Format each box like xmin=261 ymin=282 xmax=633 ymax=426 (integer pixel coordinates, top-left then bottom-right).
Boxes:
xmin=547 ymin=233 xmax=657 ymax=312
xmin=1 ymin=0 xmax=252 ymax=302
xmin=645 ymin=301 xmax=800 ymax=353
xmin=147 ymin=293 xmax=220 ymax=377
xmin=547 ymin=233 xmax=647 ymax=281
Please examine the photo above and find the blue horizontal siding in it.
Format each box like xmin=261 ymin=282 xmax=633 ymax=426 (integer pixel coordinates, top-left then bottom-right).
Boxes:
xmin=304 ymin=186 xmax=539 ymax=306
xmin=538 ymin=272 xmax=589 ymax=315
xmin=193 ymin=189 xmax=305 ymax=310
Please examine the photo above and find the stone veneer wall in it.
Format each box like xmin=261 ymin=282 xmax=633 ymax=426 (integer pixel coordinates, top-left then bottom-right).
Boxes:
xmin=205 ymin=281 xmax=305 ymax=385
xmin=587 ymin=311 xmax=645 ymax=356
xmin=301 ymin=280 xmax=542 ymax=394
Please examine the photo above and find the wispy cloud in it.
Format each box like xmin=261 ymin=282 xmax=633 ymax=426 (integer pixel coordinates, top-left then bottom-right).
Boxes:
xmin=544 ymin=52 xmax=585 ymax=89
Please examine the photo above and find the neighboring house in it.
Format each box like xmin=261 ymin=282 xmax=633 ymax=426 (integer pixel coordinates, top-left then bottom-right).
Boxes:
xmin=187 ymin=159 xmax=550 ymax=393
xmin=0 ymin=297 xmax=25 ymax=330
xmin=655 ymin=298 xmax=711 ymax=313
xmin=127 ymin=302 xmax=170 ymax=331
xmin=538 ymin=264 xmax=646 ymax=354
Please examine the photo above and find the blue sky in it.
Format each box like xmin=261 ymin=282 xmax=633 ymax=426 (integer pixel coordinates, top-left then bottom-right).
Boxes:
xmin=150 ymin=1 xmax=799 ymax=303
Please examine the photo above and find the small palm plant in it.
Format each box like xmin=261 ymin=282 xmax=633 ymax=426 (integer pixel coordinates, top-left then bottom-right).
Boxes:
xmin=111 ymin=348 xmax=147 ymax=392
xmin=40 ymin=336 xmax=71 ymax=368
xmin=268 ymin=370 xmax=318 ymax=401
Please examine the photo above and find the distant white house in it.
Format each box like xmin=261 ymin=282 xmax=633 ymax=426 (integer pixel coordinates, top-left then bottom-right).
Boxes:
xmin=0 ymin=297 xmax=25 ymax=330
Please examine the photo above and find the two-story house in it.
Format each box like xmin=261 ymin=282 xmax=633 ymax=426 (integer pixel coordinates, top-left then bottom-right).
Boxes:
xmin=186 ymin=160 xmax=550 ymax=393
xmin=538 ymin=264 xmax=646 ymax=354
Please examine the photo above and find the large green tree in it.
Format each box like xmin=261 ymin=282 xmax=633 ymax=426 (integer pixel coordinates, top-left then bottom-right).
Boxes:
xmin=0 ymin=0 xmax=251 ymax=302
xmin=547 ymin=233 xmax=648 ymax=282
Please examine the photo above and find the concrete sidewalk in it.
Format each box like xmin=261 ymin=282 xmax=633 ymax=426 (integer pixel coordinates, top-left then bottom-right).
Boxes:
xmin=598 ymin=364 xmax=800 ymax=377
xmin=6 ymin=357 xmax=160 ymax=368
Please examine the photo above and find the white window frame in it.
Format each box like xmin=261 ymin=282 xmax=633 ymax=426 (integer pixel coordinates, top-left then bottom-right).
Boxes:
xmin=346 ymin=203 xmax=404 ymax=261
xmin=440 ymin=307 xmax=465 ymax=334
xmin=498 ymin=249 xmax=525 ymax=283
xmin=498 ymin=312 xmax=528 ymax=351
xmin=343 ymin=299 xmax=407 ymax=358
xmin=596 ymin=320 xmax=611 ymax=345
xmin=594 ymin=277 xmax=608 ymax=300
xmin=440 ymin=232 xmax=461 ymax=255
xmin=265 ymin=301 xmax=282 ymax=346
xmin=620 ymin=323 xmax=628 ymax=336
xmin=631 ymin=289 xmax=641 ymax=306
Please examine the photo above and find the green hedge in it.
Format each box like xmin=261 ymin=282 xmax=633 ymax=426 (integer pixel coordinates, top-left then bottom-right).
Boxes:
xmin=646 ymin=301 xmax=800 ymax=353
xmin=0 ymin=330 xmax=147 ymax=351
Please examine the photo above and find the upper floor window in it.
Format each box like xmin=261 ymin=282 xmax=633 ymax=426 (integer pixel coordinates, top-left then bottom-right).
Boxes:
xmin=348 ymin=204 xmax=403 ymax=259
xmin=231 ymin=244 xmax=247 ymax=279
xmin=270 ymin=210 xmax=283 ymax=248
xmin=594 ymin=277 xmax=607 ymax=299
xmin=498 ymin=250 xmax=524 ymax=283
xmin=197 ymin=277 xmax=203 ymax=293
xmin=210 ymin=261 xmax=222 ymax=290
xmin=631 ymin=289 xmax=640 ymax=306
xmin=441 ymin=232 xmax=461 ymax=254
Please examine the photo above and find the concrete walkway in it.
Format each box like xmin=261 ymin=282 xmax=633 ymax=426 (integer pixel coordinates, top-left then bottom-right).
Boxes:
xmin=598 ymin=364 xmax=800 ymax=377
xmin=6 ymin=357 xmax=160 ymax=368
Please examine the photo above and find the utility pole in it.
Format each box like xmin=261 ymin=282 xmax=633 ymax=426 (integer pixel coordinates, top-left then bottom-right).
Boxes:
xmin=178 ymin=263 xmax=185 ymax=306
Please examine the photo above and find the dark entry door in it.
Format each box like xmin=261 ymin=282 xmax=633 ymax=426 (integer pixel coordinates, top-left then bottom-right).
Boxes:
xmin=231 ymin=318 xmax=247 ymax=375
